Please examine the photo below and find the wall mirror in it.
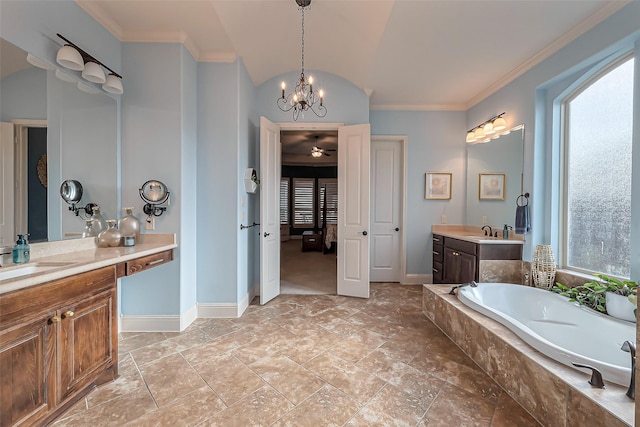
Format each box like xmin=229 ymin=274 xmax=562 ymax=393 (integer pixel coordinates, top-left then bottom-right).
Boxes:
xmin=0 ymin=37 xmax=117 ymax=245
xmin=465 ymin=125 xmax=524 ymax=229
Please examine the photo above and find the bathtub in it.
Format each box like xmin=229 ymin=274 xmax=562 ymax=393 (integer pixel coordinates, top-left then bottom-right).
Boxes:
xmin=457 ymin=283 xmax=635 ymax=387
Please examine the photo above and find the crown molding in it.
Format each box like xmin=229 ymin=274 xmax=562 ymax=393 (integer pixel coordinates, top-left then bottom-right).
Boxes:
xmin=369 ymin=103 xmax=466 ymax=112
xmin=465 ymin=1 xmax=629 ymax=109
xmin=75 ymin=1 xmax=124 ymax=39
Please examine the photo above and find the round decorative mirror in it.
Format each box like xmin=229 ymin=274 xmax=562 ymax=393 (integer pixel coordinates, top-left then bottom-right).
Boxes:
xmin=60 ymin=179 xmax=83 ymax=204
xmin=139 ymin=180 xmax=170 ymax=216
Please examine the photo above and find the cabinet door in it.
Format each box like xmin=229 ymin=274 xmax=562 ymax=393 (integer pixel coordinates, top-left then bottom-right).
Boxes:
xmin=444 ymin=248 xmax=477 ymax=284
xmin=58 ymin=289 xmax=116 ymax=404
xmin=0 ymin=314 xmax=56 ymax=426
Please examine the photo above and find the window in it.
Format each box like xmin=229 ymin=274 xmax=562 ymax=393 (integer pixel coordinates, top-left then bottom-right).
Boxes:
xmin=562 ymin=56 xmax=634 ymax=278
xmin=280 ymin=178 xmax=289 ymax=225
xmin=293 ymin=178 xmax=315 ymax=227
xmin=318 ymin=179 xmax=338 ymax=225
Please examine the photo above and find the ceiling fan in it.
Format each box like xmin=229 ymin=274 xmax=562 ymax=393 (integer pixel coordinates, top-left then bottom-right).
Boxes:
xmin=309 ymin=136 xmax=336 ymax=157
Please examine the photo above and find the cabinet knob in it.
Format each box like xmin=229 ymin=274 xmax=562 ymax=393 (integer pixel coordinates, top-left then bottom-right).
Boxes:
xmin=50 ymin=316 xmax=61 ymax=323
xmin=63 ymin=310 xmax=75 ymax=318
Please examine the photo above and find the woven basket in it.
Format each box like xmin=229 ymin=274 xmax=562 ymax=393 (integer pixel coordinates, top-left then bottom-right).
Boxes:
xmin=531 ymin=244 xmax=556 ymax=289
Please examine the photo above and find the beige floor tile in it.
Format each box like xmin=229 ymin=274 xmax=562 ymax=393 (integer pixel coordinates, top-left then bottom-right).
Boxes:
xmin=329 ymin=329 xmax=387 ymax=363
xmin=345 ymin=383 xmax=429 ymax=427
xmin=271 ymin=384 xmax=360 ymax=427
xmin=356 ymin=349 xmax=408 ymax=384
xmin=201 ymin=385 xmax=294 ymax=427
xmin=194 ymin=352 xmax=265 ymax=405
xmin=87 ymin=369 xmax=146 ymax=408
xmin=119 ymin=332 xmax=167 ymax=354
xmin=419 ymin=383 xmax=495 ymax=427
xmin=139 ymin=353 xmax=207 ymax=406
xmin=232 ymin=328 xmax=298 ymax=364
xmin=53 ymin=386 xmax=157 ymax=426
xmin=181 ymin=328 xmax=258 ymax=364
xmin=304 ymin=351 xmax=386 ymax=404
xmin=124 ymin=385 xmax=226 ymax=427
xmin=278 ymin=330 xmax=341 ymax=364
xmin=249 ymin=354 xmax=326 ymax=405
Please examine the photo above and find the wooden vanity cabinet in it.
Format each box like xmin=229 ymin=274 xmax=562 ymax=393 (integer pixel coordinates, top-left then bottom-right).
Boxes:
xmin=0 ymin=266 xmax=117 ymax=427
xmin=432 ymin=234 xmax=522 ymax=284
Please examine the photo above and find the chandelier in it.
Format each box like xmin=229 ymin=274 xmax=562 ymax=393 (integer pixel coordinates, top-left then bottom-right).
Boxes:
xmin=277 ymin=0 xmax=326 ymax=121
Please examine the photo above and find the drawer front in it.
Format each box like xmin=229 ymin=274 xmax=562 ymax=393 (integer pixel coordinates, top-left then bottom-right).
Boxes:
xmin=444 ymin=237 xmax=477 ymax=255
xmin=432 ymin=261 xmax=443 ymax=283
xmin=125 ymin=249 xmax=173 ymax=276
xmin=432 ymin=244 xmax=443 ymax=263
xmin=432 ymin=234 xmax=444 ymax=245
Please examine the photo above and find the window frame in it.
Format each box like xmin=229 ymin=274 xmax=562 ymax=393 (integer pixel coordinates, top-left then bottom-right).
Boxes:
xmin=317 ymin=178 xmax=338 ymax=226
xmin=559 ymin=54 xmax=634 ymax=278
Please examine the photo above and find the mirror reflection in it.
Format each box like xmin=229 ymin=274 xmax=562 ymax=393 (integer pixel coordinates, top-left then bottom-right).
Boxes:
xmin=0 ymin=38 xmax=117 ymax=245
xmin=465 ymin=125 xmax=524 ymax=229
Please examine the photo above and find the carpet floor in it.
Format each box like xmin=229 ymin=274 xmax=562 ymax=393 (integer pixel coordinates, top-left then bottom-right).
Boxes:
xmin=280 ymin=239 xmax=336 ymax=295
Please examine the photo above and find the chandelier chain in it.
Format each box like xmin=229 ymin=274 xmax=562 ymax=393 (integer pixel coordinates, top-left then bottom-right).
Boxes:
xmin=300 ymin=6 xmax=305 ymax=76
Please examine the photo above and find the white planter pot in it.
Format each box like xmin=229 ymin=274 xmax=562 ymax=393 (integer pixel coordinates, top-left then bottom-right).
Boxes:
xmin=605 ymin=292 xmax=637 ymax=322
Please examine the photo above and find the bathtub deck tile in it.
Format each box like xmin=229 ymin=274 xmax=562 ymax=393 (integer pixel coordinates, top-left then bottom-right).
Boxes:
xmin=422 ymin=284 xmax=634 ymax=427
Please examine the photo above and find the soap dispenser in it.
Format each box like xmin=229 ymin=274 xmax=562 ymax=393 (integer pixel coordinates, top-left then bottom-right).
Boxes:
xmin=12 ymin=234 xmax=30 ymax=264
xmin=502 ymin=224 xmax=512 ymax=239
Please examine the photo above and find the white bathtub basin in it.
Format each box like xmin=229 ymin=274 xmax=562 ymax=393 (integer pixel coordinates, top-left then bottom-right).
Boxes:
xmin=458 ymin=283 xmax=635 ymax=386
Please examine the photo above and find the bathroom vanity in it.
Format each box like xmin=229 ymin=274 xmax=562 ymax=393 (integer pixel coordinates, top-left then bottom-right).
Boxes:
xmin=0 ymin=235 xmax=175 ymax=426
xmin=432 ymin=228 xmax=523 ymax=284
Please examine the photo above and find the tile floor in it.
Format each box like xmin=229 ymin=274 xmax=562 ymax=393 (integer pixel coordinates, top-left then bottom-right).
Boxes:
xmin=54 ymin=284 xmax=540 ymax=426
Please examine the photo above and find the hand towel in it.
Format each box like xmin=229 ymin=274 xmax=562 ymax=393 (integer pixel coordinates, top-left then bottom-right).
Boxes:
xmin=515 ymin=205 xmax=530 ymax=234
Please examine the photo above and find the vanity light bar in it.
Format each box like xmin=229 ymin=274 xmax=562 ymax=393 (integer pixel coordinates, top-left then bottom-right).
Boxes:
xmin=466 ymin=112 xmax=506 ymax=143
xmin=56 ymin=33 xmax=123 ymax=95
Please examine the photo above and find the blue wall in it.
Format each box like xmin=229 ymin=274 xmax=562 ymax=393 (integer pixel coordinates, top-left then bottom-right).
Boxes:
xmin=370 ymin=111 xmax=466 ymax=275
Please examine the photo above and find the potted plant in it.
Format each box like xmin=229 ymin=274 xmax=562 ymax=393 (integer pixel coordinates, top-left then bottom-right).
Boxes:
xmin=551 ymin=274 xmax=638 ymax=322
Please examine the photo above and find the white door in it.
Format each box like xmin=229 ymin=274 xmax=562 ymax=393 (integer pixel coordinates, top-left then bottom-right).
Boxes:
xmin=370 ymin=139 xmax=402 ymax=282
xmin=0 ymin=123 xmax=15 ymax=247
xmin=259 ymin=117 xmax=281 ymax=304
xmin=337 ymin=124 xmax=370 ymax=298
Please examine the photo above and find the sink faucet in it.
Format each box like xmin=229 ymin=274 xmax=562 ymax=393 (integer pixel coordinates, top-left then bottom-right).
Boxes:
xmin=481 ymin=225 xmax=492 ymax=236
xmin=621 ymin=341 xmax=635 ymax=399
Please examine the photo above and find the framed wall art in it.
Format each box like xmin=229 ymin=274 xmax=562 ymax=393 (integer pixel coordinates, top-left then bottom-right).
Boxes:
xmin=425 ymin=172 xmax=452 ymax=200
xmin=479 ymin=173 xmax=505 ymax=200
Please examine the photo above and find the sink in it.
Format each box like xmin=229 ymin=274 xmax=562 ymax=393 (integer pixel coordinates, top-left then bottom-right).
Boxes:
xmin=0 ymin=261 xmax=76 ymax=281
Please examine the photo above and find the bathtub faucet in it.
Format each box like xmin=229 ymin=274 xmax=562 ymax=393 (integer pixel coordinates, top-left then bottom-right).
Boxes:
xmin=448 ymin=281 xmax=478 ymax=295
xmin=621 ymin=340 xmax=635 ymax=400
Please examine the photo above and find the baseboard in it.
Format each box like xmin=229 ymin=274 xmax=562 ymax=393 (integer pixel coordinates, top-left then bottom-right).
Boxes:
xmin=197 ymin=302 xmax=239 ymax=318
xmin=120 ymin=304 xmax=198 ymax=332
xmin=402 ymin=273 xmax=431 ymax=285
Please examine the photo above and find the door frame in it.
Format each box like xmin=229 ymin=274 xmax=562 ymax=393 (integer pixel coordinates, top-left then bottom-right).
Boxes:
xmin=371 ymin=135 xmax=408 ymax=283
xmin=13 ymin=119 xmax=47 ymax=239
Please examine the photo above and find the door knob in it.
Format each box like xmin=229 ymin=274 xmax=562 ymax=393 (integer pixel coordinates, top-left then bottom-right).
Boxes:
xmin=264 ymin=232 xmax=271 ymax=237
xmin=394 ymin=227 xmax=399 ymax=231
xmin=362 ymin=231 xmax=368 ymax=236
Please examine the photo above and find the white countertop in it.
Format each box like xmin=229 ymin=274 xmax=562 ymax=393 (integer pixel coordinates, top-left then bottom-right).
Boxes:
xmin=432 ymin=225 xmax=524 ymax=245
xmin=0 ymin=234 xmax=177 ymax=295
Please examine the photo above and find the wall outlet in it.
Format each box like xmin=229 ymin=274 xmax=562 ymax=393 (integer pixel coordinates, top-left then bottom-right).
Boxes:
xmin=241 ymin=211 xmax=245 ymax=222
xmin=482 ymin=216 xmax=487 ymax=225
xmin=441 ymin=215 xmax=447 ymax=224
xmin=241 ymin=196 xmax=246 ymax=207
xmin=145 ymin=216 xmax=155 ymax=230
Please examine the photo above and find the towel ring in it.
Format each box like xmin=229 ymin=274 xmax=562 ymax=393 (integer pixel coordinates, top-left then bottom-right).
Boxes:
xmin=516 ymin=192 xmax=530 ymax=207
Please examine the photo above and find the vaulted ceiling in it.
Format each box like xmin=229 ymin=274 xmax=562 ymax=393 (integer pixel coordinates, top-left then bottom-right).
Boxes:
xmin=76 ymin=0 xmax=626 ymax=111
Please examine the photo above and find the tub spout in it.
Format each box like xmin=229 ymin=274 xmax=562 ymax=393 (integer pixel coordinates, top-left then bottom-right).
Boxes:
xmin=621 ymin=341 xmax=635 ymax=400
xmin=572 ymin=362 xmax=605 ymax=388
xmin=448 ymin=281 xmax=478 ymax=295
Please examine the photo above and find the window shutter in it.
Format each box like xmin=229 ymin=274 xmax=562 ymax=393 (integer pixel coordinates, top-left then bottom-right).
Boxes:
xmin=318 ymin=178 xmax=338 ymax=225
xmin=280 ymin=178 xmax=289 ymax=225
xmin=293 ymin=178 xmax=315 ymax=227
